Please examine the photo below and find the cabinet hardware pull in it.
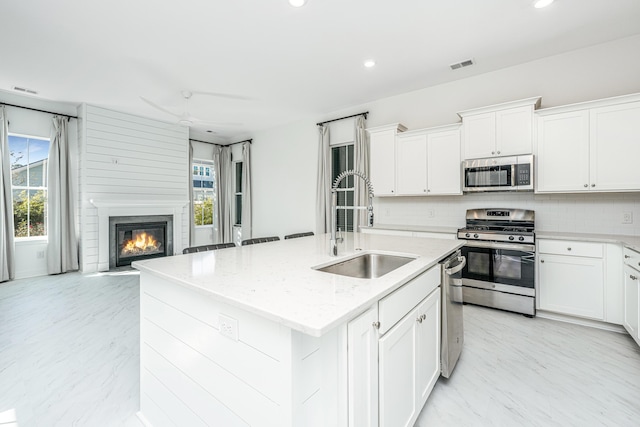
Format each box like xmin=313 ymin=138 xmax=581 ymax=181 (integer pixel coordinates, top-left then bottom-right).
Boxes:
xmin=631 ymin=275 xmax=638 ymax=281
xmin=591 ymin=184 xmax=595 ymax=187
xmin=491 ymin=151 xmax=495 ymax=155
xmin=584 ymin=184 xmax=588 ymax=187
xmin=567 ymin=247 xmax=572 ymax=251
xmin=625 ymin=255 xmax=631 ymax=258
xmin=416 ymin=316 xmax=423 ymax=323
xmin=372 ymin=321 xmax=380 ymax=329
xmin=540 ymin=259 xmax=545 ymax=263
xmin=496 ymin=151 xmax=500 ymax=155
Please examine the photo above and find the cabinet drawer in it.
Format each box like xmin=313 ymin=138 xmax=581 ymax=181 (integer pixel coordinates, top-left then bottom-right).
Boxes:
xmin=538 ymin=240 xmax=603 ymax=258
xmin=378 ymin=266 xmax=440 ymax=335
xmin=623 ymin=247 xmax=640 ymax=270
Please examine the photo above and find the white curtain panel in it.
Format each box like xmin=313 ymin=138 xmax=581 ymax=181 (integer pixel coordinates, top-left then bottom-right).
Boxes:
xmin=241 ymin=142 xmax=252 ymax=240
xmin=315 ymin=124 xmax=331 ymax=234
xmin=46 ymin=116 xmax=79 ymax=274
xmin=212 ymin=146 xmax=224 ymax=243
xmin=188 ymin=141 xmax=195 ymax=246
xmin=0 ymin=107 xmax=15 ymax=281
xmin=353 ymin=115 xmax=369 ymax=231
xmin=219 ymin=145 xmax=233 ymax=243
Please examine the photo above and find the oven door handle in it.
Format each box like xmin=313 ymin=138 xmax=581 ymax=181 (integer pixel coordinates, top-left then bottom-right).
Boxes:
xmin=444 ymin=256 xmax=466 ymax=275
xmin=462 ymin=240 xmax=535 ymax=252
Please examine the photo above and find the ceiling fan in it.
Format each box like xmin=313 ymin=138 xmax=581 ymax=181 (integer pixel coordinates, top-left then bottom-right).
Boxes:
xmin=140 ymin=90 xmax=247 ymax=128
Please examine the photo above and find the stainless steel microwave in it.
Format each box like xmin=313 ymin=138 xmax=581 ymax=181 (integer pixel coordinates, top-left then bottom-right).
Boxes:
xmin=462 ymin=155 xmax=534 ymax=192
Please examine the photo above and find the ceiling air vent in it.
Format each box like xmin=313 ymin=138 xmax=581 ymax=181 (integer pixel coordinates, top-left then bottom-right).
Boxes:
xmin=450 ymin=58 xmax=475 ymax=70
xmin=12 ymin=86 xmax=38 ymax=95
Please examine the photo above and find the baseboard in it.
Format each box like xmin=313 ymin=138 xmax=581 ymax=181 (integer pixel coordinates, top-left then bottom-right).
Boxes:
xmin=536 ymin=310 xmax=627 ymax=333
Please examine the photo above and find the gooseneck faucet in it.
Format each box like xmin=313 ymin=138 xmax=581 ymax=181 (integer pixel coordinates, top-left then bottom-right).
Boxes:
xmin=330 ymin=170 xmax=375 ymax=256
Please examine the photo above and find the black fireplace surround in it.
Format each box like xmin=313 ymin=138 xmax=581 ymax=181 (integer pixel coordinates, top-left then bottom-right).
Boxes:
xmin=109 ymin=215 xmax=173 ymax=268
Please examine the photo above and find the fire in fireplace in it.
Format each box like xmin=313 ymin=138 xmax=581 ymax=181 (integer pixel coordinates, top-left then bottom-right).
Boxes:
xmin=109 ymin=215 xmax=174 ymax=268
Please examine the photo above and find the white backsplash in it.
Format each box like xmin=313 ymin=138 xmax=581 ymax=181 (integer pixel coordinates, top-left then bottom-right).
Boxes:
xmin=374 ymin=192 xmax=640 ymax=236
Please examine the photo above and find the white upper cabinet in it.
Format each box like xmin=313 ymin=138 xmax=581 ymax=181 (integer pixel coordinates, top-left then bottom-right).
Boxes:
xmin=368 ymin=123 xmax=407 ymax=196
xmin=396 ymin=132 xmax=428 ymax=195
xmin=458 ymin=97 xmax=541 ymax=160
xmin=396 ymin=124 xmax=462 ymax=196
xmin=426 ymin=127 xmax=462 ymax=195
xmin=536 ymin=94 xmax=640 ymax=193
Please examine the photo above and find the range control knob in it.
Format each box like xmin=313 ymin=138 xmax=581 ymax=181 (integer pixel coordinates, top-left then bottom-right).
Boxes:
xmin=473 ymin=233 xmax=479 ymax=239
xmin=519 ymin=236 xmax=525 ymax=241
xmin=465 ymin=233 xmax=470 ymax=238
xmin=508 ymin=236 xmax=515 ymax=241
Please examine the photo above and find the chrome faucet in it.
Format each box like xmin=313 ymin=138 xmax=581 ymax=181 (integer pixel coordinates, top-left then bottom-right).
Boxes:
xmin=330 ymin=170 xmax=375 ymax=256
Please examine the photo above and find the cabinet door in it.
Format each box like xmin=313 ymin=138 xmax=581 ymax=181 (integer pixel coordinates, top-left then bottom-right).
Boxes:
xmin=463 ymin=112 xmax=495 ymax=159
xmin=496 ymin=106 xmax=533 ymax=156
xmin=538 ymin=254 xmax=604 ymax=319
xmin=536 ymin=110 xmax=590 ymax=192
xmin=379 ymin=306 xmax=417 ymax=427
xmin=415 ymin=289 xmax=440 ymax=409
xmin=396 ymin=133 xmax=427 ymax=195
xmin=427 ymin=129 xmax=462 ymax=195
xmin=623 ymin=265 xmax=639 ymax=343
xmin=590 ymin=101 xmax=640 ymax=191
xmin=370 ymin=129 xmax=397 ymax=196
xmin=347 ymin=305 xmax=379 ymax=427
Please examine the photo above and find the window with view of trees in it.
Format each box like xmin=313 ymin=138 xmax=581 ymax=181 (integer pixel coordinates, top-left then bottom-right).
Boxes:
xmin=9 ymin=134 xmax=50 ymax=238
xmin=192 ymin=160 xmax=216 ymax=229
xmin=331 ymin=144 xmax=355 ymax=232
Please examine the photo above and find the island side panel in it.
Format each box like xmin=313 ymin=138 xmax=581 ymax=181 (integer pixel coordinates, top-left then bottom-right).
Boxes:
xmin=139 ymin=272 xmax=295 ymax=427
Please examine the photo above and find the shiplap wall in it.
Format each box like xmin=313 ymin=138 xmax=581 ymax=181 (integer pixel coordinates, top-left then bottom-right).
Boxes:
xmin=78 ymin=105 xmax=189 ymax=272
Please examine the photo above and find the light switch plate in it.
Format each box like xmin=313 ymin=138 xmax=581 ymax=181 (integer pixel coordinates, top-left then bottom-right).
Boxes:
xmin=623 ymin=212 xmax=633 ymax=224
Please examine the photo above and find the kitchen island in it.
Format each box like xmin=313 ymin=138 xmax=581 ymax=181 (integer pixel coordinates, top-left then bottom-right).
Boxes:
xmin=133 ymin=232 xmax=463 ymax=427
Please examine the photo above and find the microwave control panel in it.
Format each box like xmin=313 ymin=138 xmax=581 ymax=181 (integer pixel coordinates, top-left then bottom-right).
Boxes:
xmin=516 ymin=164 xmax=531 ymax=186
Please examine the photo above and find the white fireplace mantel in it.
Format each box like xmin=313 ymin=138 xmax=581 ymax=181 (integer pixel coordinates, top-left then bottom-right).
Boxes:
xmin=90 ymin=199 xmax=189 ymax=271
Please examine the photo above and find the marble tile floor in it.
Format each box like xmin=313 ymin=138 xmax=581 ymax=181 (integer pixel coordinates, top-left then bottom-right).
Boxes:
xmin=1 ymin=271 xmax=640 ymax=426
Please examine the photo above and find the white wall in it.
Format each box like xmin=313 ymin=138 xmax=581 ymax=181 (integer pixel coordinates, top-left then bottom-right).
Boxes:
xmin=0 ymin=96 xmax=79 ymax=279
xmin=251 ymin=35 xmax=640 ymax=238
xmin=78 ymin=105 xmax=189 ymax=272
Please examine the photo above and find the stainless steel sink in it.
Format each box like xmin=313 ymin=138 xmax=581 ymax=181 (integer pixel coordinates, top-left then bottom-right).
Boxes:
xmin=315 ymin=253 xmax=416 ymax=279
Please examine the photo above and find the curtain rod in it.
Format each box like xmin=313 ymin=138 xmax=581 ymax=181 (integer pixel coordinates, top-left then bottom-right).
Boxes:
xmin=0 ymin=101 xmax=78 ymax=121
xmin=189 ymin=138 xmax=252 ymax=147
xmin=316 ymin=111 xmax=368 ymax=127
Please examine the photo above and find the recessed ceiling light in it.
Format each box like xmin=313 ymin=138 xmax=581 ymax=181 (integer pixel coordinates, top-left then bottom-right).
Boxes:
xmin=364 ymin=60 xmax=376 ymax=68
xmin=289 ymin=0 xmax=306 ymax=7
xmin=534 ymin=0 xmax=555 ymax=8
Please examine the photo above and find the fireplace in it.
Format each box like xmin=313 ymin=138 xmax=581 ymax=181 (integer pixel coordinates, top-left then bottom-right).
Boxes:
xmin=109 ymin=215 xmax=173 ymax=268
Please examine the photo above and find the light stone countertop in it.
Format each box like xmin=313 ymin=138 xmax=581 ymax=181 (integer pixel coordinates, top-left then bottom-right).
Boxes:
xmin=366 ymin=223 xmax=460 ymax=234
xmin=133 ymin=232 xmax=464 ymax=337
xmin=536 ymin=231 xmax=640 ymax=252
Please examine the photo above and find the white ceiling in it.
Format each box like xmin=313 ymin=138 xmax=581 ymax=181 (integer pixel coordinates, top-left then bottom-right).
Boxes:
xmin=2 ymin=0 xmax=640 ymax=143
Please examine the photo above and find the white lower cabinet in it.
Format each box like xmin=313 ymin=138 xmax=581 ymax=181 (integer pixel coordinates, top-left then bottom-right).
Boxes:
xmin=537 ymin=240 xmax=623 ymax=323
xmin=538 ymin=240 xmax=605 ymax=320
xmin=347 ymin=268 xmax=441 ymax=427
xmin=347 ymin=305 xmax=379 ymax=427
xmin=623 ymin=247 xmax=640 ymax=346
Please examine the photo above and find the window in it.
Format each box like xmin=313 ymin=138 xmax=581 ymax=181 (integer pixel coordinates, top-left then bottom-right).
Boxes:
xmin=9 ymin=134 xmax=50 ymax=238
xmin=331 ymin=144 xmax=355 ymax=232
xmin=192 ymin=159 xmax=216 ymax=229
xmin=234 ymin=161 xmax=243 ymax=226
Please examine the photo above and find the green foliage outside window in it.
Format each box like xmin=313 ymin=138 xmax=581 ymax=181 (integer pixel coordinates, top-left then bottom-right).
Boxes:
xmin=193 ymin=194 xmax=214 ymax=226
xmin=13 ymin=189 xmax=46 ymax=237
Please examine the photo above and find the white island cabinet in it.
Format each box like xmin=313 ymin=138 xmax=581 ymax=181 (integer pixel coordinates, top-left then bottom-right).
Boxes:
xmin=133 ymin=233 xmax=463 ymax=427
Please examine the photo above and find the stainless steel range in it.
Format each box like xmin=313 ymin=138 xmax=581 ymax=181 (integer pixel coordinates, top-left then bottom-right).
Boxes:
xmin=457 ymin=208 xmax=536 ymax=316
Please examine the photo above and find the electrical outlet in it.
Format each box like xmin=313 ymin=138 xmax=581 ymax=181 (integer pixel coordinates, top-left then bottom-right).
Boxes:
xmin=428 ymin=209 xmax=435 ymax=218
xmin=622 ymin=212 xmax=633 ymax=224
xmin=218 ymin=314 xmax=238 ymax=341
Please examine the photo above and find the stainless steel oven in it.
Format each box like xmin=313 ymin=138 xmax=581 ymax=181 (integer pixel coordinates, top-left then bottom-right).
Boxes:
xmin=457 ymin=208 xmax=536 ymax=316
